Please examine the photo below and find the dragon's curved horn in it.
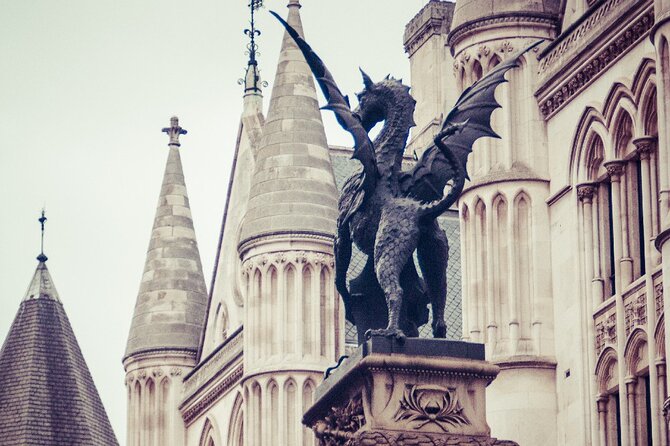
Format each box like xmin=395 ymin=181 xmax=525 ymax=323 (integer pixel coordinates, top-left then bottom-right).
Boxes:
xmin=359 ymin=68 xmax=373 ymax=90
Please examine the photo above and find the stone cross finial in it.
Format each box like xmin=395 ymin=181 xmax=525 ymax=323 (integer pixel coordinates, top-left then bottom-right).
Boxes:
xmin=37 ymin=209 xmax=48 ymax=263
xmin=162 ymin=116 xmax=187 ymax=147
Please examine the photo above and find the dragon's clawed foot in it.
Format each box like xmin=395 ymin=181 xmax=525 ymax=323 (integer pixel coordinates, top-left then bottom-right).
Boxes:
xmin=366 ymin=328 xmax=406 ymax=342
xmin=432 ymin=321 xmax=447 ymax=339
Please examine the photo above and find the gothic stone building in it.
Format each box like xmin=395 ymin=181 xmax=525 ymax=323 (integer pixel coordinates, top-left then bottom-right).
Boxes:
xmin=123 ymin=1 xmax=670 ymax=445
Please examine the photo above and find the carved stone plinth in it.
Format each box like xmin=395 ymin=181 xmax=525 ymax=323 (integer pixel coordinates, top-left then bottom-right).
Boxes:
xmin=303 ymin=338 xmax=518 ymax=446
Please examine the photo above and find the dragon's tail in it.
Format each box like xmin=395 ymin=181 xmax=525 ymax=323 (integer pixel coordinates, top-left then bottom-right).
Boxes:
xmin=418 ymin=136 xmax=466 ymax=220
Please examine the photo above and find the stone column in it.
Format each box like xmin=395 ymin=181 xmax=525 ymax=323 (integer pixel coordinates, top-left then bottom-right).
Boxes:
xmin=651 ymin=2 xmax=670 ymax=220
xmin=625 ymin=378 xmax=637 ymax=446
xmin=605 ymin=161 xmax=625 ymax=294
xmin=658 ymin=362 xmax=668 ymax=446
xmin=597 ymin=396 xmax=609 ymax=446
xmin=635 ymin=137 xmax=658 ymax=268
xmin=578 ymin=184 xmax=599 ymax=308
xmin=605 ymin=161 xmax=631 ymax=445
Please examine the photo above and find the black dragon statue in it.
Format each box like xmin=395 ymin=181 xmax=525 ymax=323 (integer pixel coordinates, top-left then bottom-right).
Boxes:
xmin=272 ymin=11 xmax=539 ymax=342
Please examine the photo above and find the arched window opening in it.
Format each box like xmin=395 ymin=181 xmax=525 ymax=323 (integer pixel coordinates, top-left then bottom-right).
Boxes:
xmin=472 ymin=60 xmax=483 ymax=85
xmin=596 ymin=349 xmax=621 ymax=446
xmin=319 ymin=268 xmax=329 ymax=358
xmin=269 ymin=267 xmax=279 ymax=356
xmin=474 ymin=200 xmax=487 ymax=342
xmin=303 ymin=381 xmax=316 ymax=446
xmin=285 ymin=266 xmax=296 ymax=354
xmin=515 ymin=194 xmax=532 ymax=340
xmin=303 ymin=267 xmax=313 ymax=356
xmin=269 ymin=381 xmax=279 ymax=443
xmin=493 ymin=197 xmax=508 ymax=341
xmin=625 ymin=331 xmax=651 ymax=446
xmin=285 ymin=380 xmax=297 ymax=445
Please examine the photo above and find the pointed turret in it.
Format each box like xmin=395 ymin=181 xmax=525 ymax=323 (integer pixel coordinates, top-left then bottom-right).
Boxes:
xmin=0 ymin=215 xmax=119 ymax=445
xmin=238 ymin=0 xmax=338 ymax=248
xmin=123 ymin=117 xmax=207 ymax=446
xmin=235 ymin=3 xmax=344 ymax=444
xmin=124 ymin=117 xmax=208 ymax=359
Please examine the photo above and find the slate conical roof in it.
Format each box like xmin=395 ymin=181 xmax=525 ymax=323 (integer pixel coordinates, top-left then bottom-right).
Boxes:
xmin=238 ymin=0 xmax=338 ymax=247
xmin=0 ymin=261 xmax=119 ymax=445
xmin=124 ymin=118 xmax=208 ymax=360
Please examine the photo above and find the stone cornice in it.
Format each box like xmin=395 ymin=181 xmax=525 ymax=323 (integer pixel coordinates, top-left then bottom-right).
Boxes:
xmin=403 ymin=1 xmax=453 ymax=57
xmin=181 ymin=328 xmax=243 ymax=402
xmin=447 ymin=12 xmax=559 ymax=50
xmin=536 ymin=2 xmax=654 ymax=120
xmin=238 ymin=231 xmax=334 ymax=258
xmin=180 ymin=364 xmax=243 ymax=426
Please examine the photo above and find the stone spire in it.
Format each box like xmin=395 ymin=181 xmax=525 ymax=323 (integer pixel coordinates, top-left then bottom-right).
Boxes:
xmin=0 ymin=217 xmax=119 ymax=445
xmin=124 ymin=117 xmax=208 ymax=360
xmin=238 ymin=0 xmax=338 ymax=249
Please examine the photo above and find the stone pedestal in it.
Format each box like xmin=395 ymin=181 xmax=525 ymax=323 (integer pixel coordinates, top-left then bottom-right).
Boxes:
xmin=303 ymin=338 xmax=518 ymax=446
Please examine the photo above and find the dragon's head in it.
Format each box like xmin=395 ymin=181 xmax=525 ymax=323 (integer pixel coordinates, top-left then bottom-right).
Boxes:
xmin=354 ymin=69 xmax=416 ymax=132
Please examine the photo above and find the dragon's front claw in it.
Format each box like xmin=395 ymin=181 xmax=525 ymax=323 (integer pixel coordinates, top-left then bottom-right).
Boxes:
xmin=366 ymin=328 xmax=406 ymax=343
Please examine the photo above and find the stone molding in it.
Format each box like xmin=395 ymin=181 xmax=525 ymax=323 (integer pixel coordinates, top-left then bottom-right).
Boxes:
xmin=238 ymin=230 xmax=334 ymax=258
xmin=182 ymin=328 xmax=243 ymax=399
xmin=180 ymin=364 xmax=243 ymax=426
xmin=536 ymin=4 xmax=654 ymax=120
xmin=403 ymin=0 xmax=453 ymax=57
xmin=539 ymin=0 xmax=627 ymax=73
xmin=242 ymin=249 xmax=334 ymax=274
xmin=447 ymin=12 xmax=558 ymax=50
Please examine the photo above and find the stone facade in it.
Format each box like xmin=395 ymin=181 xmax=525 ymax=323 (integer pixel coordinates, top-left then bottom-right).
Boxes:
xmin=123 ymin=1 xmax=670 ymax=445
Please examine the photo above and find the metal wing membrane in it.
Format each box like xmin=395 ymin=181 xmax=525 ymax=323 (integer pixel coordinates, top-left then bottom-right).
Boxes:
xmin=271 ymin=11 xmax=377 ymax=190
xmin=399 ymin=41 xmax=542 ymax=201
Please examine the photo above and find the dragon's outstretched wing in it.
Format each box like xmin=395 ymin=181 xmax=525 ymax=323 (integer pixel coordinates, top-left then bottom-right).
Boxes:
xmin=271 ymin=11 xmax=377 ymax=191
xmin=399 ymin=42 xmax=542 ymax=201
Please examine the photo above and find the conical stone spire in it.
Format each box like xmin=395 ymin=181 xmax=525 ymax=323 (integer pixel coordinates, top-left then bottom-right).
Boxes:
xmin=0 ymin=233 xmax=119 ymax=444
xmin=238 ymin=0 xmax=338 ymax=248
xmin=124 ymin=117 xmax=208 ymax=359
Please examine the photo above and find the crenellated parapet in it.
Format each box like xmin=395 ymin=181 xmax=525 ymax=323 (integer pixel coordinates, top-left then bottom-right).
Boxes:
xmin=403 ymin=0 xmax=454 ymax=57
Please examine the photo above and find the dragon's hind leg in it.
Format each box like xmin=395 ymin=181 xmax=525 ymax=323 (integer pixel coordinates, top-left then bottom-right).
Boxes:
xmin=371 ymin=207 xmax=420 ymax=339
xmin=418 ymin=221 xmax=449 ymax=338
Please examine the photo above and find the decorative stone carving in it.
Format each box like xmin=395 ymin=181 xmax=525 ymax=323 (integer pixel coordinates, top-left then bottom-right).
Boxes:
xmin=624 ymin=294 xmax=647 ymax=336
xmin=500 ymin=41 xmax=514 ymax=54
xmin=304 ymin=338 xmax=518 ymax=446
xmin=576 ymin=184 xmax=597 ymax=202
xmin=170 ymin=367 xmax=182 ymax=377
xmin=633 ymin=136 xmax=657 ymax=159
xmin=656 ymin=283 xmax=664 ymax=318
xmin=138 ymin=369 xmax=147 ymax=380
xmin=604 ymin=161 xmax=625 ymax=179
xmin=538 ymin=9 xmax=654 ymax=119
xmin=596 ymin=313 xmax=618 ymax=355
xmin=152 ymin=368 xmax=163 ymax=378
xmin=394 ymin=385 xmax=469 ymax=432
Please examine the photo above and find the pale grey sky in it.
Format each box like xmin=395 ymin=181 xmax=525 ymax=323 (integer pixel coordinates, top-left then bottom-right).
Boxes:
xmin=0 ymin=0 xmax=429 ymax=442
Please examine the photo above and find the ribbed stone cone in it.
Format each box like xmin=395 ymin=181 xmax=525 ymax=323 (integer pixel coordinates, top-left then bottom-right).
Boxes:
xmin=124 ymin=146 xmax=208 ymax=359
xmin=238 ymin=1 xmax=338 ymax=246
xmin=0 ymin=262 xmax=119 ymax=445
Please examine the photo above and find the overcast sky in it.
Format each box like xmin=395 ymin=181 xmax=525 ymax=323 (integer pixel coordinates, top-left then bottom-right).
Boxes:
xmin=0 ymin=0 xmax=430 ymax=442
